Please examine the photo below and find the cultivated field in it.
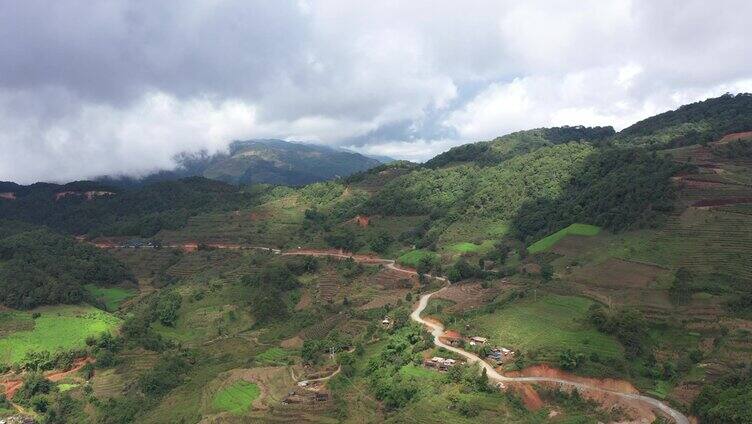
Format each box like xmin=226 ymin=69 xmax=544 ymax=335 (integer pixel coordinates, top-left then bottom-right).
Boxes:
xmin=0 ymin=305 xmax=120 ymax=363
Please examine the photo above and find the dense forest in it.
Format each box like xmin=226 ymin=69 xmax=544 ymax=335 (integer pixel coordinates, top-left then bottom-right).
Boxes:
xmin=0 ymin=224 xmax=134 ymax=309
xmin=0 ymin=177 xmax=263 ymax=237
xmin=616 ymin=93 xmax=752 ymax=148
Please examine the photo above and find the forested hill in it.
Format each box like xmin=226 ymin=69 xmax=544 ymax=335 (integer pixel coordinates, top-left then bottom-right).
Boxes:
xmin=0 ymin=177 xmax=266 ymax=237
xmin=424 ymin=126 xmax=616 ymax=168
xmin=102 ymin=139 xmax=383 ymax=187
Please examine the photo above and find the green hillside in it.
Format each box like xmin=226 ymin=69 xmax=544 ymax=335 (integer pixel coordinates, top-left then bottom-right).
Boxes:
xmin=1 ymin=94 xmax=752 ymax=422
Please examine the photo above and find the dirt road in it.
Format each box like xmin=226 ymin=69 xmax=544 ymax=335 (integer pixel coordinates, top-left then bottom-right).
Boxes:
xmin=410 ymin=288 xmax=690 ymax=424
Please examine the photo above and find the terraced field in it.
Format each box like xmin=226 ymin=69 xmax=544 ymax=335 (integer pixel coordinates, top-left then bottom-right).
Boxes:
xmin=212 ymin=380 xmax=261 ymax=415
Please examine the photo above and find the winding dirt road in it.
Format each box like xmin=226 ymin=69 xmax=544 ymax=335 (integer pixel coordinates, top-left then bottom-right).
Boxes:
xmin=281 ymin=249 xmax=689 ymax=424
xmin=101 ymin=243 xmax=688 ymax=422
xmin=410 ymin=287 xmax=690 ymax=424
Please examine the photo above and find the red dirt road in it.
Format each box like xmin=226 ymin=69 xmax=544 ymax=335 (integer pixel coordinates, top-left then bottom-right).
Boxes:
xmin=2 ymin=357 xmax=93 ymax=399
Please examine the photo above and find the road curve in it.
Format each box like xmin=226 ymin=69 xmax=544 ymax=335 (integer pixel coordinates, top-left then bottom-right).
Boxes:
xmin=410 ymin=288 xmax=690 ymax=424
xmin=141 ymin=245 xmax=687 ymax=424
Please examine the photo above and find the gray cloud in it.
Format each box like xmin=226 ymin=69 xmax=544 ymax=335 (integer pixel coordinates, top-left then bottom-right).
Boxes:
xmin=1 ymin=0 xmax=752 ymax=182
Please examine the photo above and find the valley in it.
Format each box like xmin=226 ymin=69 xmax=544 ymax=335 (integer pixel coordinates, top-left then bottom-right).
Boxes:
xmin=0 ymin=94 xmax=751 ymax=423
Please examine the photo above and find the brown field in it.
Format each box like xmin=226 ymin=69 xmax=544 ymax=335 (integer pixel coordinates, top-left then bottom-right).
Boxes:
xmin=357 ymin=289 xmax=409 ymax=310
xmin=550 ymin=234 xmax=606 ymax=256
xmin=570 ymin=258 xmax=668 ymax=289
xmin=434 ymin=282 xmax=501 ymax=312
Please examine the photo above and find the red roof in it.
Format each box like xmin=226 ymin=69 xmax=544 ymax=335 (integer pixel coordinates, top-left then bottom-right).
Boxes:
xmin=443 ymin=330 xmax=462 ymax=339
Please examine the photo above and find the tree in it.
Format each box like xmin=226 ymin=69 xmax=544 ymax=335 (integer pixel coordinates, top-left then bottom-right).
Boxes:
xmin=368 ymin=231 xmax=393 ymax=254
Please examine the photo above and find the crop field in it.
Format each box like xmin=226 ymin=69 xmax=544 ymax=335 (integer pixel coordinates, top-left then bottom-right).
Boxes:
xmin=456 ymin=294 xmax=623 ymax=361
xmin=212 ymin=380 xmax=261 ymax=415
xmin=85 ymin=284 xmax=137 ymax=311
xmin=447 ymin=240 xmax=495 ymax=254
xmin=439 ymin=218 xmax=509 ymax=246
xmin=255 ymin=347 xmax=296 ymax=365
xmin=397 ymin=249 xmax=438 ymax=268
xmin=528 ymin=223 xmax=601 ymax=254
xmin=0 ymin=305 xmax=120 ymax=363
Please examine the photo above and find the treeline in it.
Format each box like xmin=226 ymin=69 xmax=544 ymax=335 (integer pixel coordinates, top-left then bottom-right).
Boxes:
xmin=617 ymin=93 xmax=752 ymax=148
xmin=0 ymin=177 xmax=262 ymax=237
xmin=0 ymin=226 xmax=134 ymax=309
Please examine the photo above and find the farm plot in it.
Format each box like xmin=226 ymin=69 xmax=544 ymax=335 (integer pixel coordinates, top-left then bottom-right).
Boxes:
xmin=0 ymin=305 xmax=120 ymax=363
xmin=397 ymin=249 xmax=438 ymax=268
xmin=528 ymin=223 xmax=601 ymax=254
xmin=85 ymin=284 xmax=137 ymax=311
xmin=212 ymin=380 xmax=261 ymax=415
xmin=434 ymin=282 xmax=501 ymax=313
xmin=457 ymin=294 xmax=623 ymax=361
xmin=569 ymin=259 xmax=669 ymax=289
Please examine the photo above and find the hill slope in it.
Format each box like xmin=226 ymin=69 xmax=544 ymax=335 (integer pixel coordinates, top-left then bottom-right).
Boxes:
xmin=103 ymin=139 xmax=383 ymax=187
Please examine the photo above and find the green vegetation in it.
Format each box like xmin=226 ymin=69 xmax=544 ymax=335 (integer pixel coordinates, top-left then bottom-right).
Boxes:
xmin=397 ymin=249 xmax=438 ymax=269
xmin=85 ymin=284 xmax=136 ymax=311
xmin=459 ymin=294 xmax=623 ymax=361
xmin=0 ymin=226 xmax=134 ymax=309
xmin=0 ymin=305 xmax=120 ymax=363
xmin=693 ymin=370 xmax=752 ymax=423
xmin=212 ymin=380 xmax=261 ymax=414
xmin=528 ymin=223 xmax=601 ymax=253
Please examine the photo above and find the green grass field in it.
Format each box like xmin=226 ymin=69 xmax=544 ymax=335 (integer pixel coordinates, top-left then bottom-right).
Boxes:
xmin=212 ymin=380 xmax=261 ymax=415
xmin=255 ymin=347 xmax=295 ymax=365
xmin=447 ymin=240 xmax=495 ymax=254
xmin=458 ymin=294 xmax=623 ymax=361
xmin=85 ymin=284 xmax=137 ymax=311
xmin=397 ymin=249 xmax=438 ymax=268
xmin=0 ymin=305 xmax=120 ymax=363
xmin=528 ymin=223 xmax=601 ymax=253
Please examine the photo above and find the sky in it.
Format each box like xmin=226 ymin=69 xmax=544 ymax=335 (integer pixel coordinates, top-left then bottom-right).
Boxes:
xmin=2 ymin=0 xmax=752 ymax=183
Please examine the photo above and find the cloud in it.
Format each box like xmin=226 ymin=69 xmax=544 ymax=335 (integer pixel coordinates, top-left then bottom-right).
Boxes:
xmin=1 ymin=0 xmax=752 ymax=182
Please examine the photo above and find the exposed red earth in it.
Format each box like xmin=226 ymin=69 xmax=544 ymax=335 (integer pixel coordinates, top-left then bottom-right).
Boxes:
xmin=2 ymin=356 xmax=93 ymax=399
xmin=0 ymin=192 xmax=16 ymax=200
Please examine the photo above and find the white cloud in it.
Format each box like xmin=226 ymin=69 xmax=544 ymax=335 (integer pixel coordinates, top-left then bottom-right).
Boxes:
xmin=1 ymin=0 xmax=752 ymax=180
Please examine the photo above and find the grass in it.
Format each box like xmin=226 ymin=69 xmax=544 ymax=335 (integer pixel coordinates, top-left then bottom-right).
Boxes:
xmin=255 ymin=347 xmax=294 ymax=365
xmin=0 ymin=305 xmax=120 ymax=363
xmin=447 ymin=240 xmax=495 ymax=254
xmin=85 ymin=284 xmax=137 ymax=311
xmin=528 ymin=223 xmax=601 ymax=253
xmin=58 ymin=383 xmax=79 ymax=392
xmin=212 ymin=380 xmax=261 ymax=415
xmin=397 ymin=249 xmax=438 ymax=268
xmin=458 ymin=294 xmax=623 ymax=361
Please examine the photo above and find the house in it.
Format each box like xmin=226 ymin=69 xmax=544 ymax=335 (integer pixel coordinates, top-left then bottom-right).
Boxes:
xmin=441 ymin=330 xmax=463 ymax=346
xmin=487 ymin=347 xmax=514 ymax=362
xmin=470 ymin=336 xmax=488 ymax=345
xmin=381 ymin=317 xmax=391 ymax=326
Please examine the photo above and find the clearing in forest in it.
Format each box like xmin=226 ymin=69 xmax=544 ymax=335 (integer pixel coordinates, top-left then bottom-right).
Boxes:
xmin=85 ymin=284 xmax=137 ymax=311
xmin=528 ymin=223 xmax=601 ymax=253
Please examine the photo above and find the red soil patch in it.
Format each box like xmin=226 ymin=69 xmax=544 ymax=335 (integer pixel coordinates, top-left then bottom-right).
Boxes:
xmin=54 ymin=191 xmax=79 ymax=201
xmin=0 ymin=192 xmax=16 ymax=200
xmin=352 ymin=215 xmax=370 ymax=227
xmin=717 ymin=131 xmax=752 ymax=144
xmin=515 ymin=383 xmax=544 ymax=410
xmin=692 ymin=197 xmax=752 ymax=207
xmin=181 ymin=242 xmax=199 ymax=252
xmin=507 ymin=364 xmax=639 ymax=394
xmin=2 ymin=356 xmax=94 ymax=398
